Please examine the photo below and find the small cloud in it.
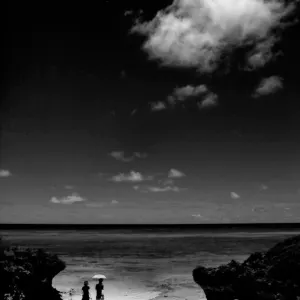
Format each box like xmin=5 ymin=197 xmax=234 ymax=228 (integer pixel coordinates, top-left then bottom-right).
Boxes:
xmin=124 ymin=10 xmax=134 ymax=16
xmin=111 ymin=199 xmax=119 ymax=205
xmin=125 ymin=9 xmax=143 ymax=17
xmin=252 ymin=76 xmax=283 ymax=97
xmin=230 ymin=192 xmax=240 ymax=199
xmin=111 ymin=171 xmax=152 ymax=182
xmin=169 ymin=85 xmax=208 ymax=103
xmin=245 ymin=38 xmax=281 ymax=70
xmin=130 ymin=108 xmax=138 ymax=116
xmin=133 ymin=152 xmax=148 ymax=159
xmin=150 ymin=101 xmax=167 ymax=111
xmin=0 ymin=169 xmax=12 ymax=177
xmin=147 ymin=186 xmax=183 ymax=192
xmin=109 ymin=151 xmax=148 ymax=162
xmin=109 ymin=151 xmax=134 ymax=162
xmin=168 ymin=168 xmax=185 ymax=178
xmin=192 ymin=214 xmax=204 ymax=218
xmin=133 ymin=185 xmax=140 ymax=190
xmin=197 ymin=93 xmax=218 ymax=109
xmin=64 ymin=185 xmax=74 ymax=190
xmin=50 ymin=193 xmax=86 ymax=205
xmin=260 ymin=184 xmax=268 ymax=191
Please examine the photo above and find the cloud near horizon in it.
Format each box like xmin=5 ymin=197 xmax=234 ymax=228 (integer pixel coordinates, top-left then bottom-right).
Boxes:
xmin=109 ymin=151 xmax=148 ymax=162
xmin=147 ymin=186 xmax=184 ymax=192
xmin=131 ymin=0 xmax=297 ymax=73
xmin=252 ymin=75 xmax=283 ymax=97
xmin=168 ymin=168 xmax=186 ymax=178
xmin=111 ymin=171 xmax=153 ymax=182
xmin=230 ymin=192 xmax=241 ymax=199
xmin=50 ymin=193 xmax=86 ymax=205
xmin=64 ymin=185 xmax=74 ymax=190
xmin=150 ymin=101 xmax=167 ymax=111
xmin=197 ymin=92 xmax=218 ymax=109
xmin=0 ymin=169 xmax=12 ymax=177
xmin=139 ymin=185 xmax=185 ymax=192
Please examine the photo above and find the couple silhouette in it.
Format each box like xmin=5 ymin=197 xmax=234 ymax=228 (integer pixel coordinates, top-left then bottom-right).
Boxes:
xmin=82 ymin=279 xmax=104 ymax=300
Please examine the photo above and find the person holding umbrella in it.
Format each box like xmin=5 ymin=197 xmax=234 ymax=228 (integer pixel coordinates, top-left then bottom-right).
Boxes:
xmin=95 ymin=278 xmax=104 ymax=300
xmin=92 ymin=274 xmax=106 ymax=300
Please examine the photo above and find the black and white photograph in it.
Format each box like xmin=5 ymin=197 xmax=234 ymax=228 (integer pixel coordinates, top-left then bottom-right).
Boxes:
xmin=1 ymin=0 xmax=300 ymax=299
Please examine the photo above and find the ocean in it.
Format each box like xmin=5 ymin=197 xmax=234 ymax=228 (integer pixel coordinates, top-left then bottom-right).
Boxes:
xmin=1 ymin=228 xmax=299 ymax=300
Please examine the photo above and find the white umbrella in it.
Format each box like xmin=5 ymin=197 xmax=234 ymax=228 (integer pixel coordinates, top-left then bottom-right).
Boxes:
xmin=92 ymin=274 xmax=106 ymax=280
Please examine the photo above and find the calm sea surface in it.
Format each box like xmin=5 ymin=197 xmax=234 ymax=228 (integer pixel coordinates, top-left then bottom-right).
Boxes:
xmin=1 ymin=229 xmax=299 ymax=296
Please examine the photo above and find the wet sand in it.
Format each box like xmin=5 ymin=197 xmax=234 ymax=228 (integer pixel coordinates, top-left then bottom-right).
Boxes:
xmin=54 ymin=273 xmax=206 ymax=300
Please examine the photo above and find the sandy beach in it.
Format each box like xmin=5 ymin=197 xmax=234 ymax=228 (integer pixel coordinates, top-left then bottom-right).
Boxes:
xmin=54 ymin=272 xmax=206 ymax=300
xmin=52 ymin=258 xmax=206 ymax=300
xmin=7 ymin=229 xmax=286 ymax=300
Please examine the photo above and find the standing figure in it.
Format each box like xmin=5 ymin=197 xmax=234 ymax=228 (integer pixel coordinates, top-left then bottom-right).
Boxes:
xmin=82 ymin=281 xmax=90 ymax=300
xmin=95 ymin=279 xmax=104 ymax=300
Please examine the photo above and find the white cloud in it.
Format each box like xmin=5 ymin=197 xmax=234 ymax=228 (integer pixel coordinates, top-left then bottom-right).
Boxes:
xmin=168 ymin=168 xmax=186 ymax=178
xmin=230 ymin=192 xmax=240 ymax=199
xmin=192 ymin=214 xmax=204 ymax=218
xmin=111 ymin=171 xmax=152 ymax=182
xmin=260 ymin=184 xmax=268 ymax=190
xmin=167 ymin=84 xmax=219 ymax=110
xmin=133 ymin=185 xmax=140 ymax=190
xmin=252 ymin=76 xmax=283 ymax=97
xmin=0 ymin=169 xmax=12 ymax=177
xmin=197 ymin=92 xmax=218 ymax=109
xmin=109 ymin=151 xmax=134 ymax=162
xmin=111 ymin=199 xmax=119 ymax=205
xmin=151 ymin=101 xmax=167 ymax=111
xmin=147 ymin=186 xmax=183 ymax=192
xmin=131 ymin=0 xmax=296 ymax=73
xmin=64 ymin=185 xmax=74 ymax=190
xmin=167 ymin=84 xmax=208 ymax=105
xmin=109 ymin=151 xmax=148 ymax=162
xmin=133 ymin=152 xmax=148 ymax=159
xmin=124 ymin=10 xmax=133 ymax=16
xmin=130 ymin=108 xmax=138 ymax=116
xmin=50 ymin=193 xmax=86 ymax=205
xmin=245 ymin=37 xmax=282 ymax=70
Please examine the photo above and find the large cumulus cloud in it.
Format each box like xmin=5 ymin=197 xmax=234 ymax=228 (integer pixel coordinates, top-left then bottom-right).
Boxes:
xmin=131 ymin=0 xmax=297 ymax=72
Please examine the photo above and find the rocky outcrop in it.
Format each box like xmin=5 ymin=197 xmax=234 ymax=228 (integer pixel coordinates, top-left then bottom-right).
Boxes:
xmin=0 ymin=242 xmax=66 ymax=300
xmin=193 ymin=235 xmax=300 ymax=300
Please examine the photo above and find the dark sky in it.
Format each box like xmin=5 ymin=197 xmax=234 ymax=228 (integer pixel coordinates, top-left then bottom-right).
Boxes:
xmin=1 ymin=0 xmax=300 ymax=223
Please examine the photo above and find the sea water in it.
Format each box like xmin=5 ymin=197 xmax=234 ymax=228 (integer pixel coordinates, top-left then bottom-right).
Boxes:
xmin=1 ymin=228 xmax=299 ymax=300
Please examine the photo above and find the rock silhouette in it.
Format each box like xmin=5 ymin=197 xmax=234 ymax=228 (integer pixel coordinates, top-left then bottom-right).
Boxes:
xmin=0 ymin=239 xmax=66 ymax=300
xmin=193 ymin=235 xmax=300 ymax=300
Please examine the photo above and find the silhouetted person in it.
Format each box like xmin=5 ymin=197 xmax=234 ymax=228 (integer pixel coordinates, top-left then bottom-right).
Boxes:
xmin=82 ymin=281 xmax=90 ymax=300
xmin=95 ymin=279 xmax=104 ymax=300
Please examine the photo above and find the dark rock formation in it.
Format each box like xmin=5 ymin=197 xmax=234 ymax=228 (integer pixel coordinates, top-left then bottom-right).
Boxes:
xmin=0 ymin=240 xmax=66 ymax=300
xmin=193 ymin=235 xmax=300 ymax=300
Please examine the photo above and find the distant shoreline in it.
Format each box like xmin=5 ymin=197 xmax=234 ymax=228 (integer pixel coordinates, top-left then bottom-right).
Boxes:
xmin=1 ymin=223 xmax=300 ymax=231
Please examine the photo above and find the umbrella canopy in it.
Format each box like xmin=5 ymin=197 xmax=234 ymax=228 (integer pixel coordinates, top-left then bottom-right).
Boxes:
xmin=92 ymin=274 xmax=106 ymax=280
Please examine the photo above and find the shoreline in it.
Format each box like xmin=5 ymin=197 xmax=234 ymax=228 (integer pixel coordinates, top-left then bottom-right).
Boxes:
xmin=53 ymin=272 xmax=206 ymax=300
